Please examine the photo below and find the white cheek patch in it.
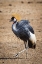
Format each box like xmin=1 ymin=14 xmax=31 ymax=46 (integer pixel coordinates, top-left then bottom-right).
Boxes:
xmin=14 ymin=18 xmax=16 ymax=21
xmin=29 ymin=32 xmax=36 ymax=44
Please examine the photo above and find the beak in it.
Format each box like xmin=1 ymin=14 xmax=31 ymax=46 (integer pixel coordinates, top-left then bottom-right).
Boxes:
xmin=9 ymin=19 xmax=12 ymax=22
xmin=10 ymin=20 xmax=11 ymax=22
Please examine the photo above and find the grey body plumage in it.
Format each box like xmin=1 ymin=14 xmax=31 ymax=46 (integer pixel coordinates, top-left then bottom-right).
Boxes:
xmin=11 ymin=19 xmax=36 ymax=48
xmin=10 ymin=17 xmax=36 ymax=58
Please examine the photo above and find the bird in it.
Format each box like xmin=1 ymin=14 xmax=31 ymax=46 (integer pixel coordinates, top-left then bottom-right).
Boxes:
xmin=10 ymin=16 xmax=36 ymax=58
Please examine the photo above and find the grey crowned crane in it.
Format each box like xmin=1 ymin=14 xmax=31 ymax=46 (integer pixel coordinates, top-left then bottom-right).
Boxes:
xmin=10 ymin=16 xmax=36 ymax=58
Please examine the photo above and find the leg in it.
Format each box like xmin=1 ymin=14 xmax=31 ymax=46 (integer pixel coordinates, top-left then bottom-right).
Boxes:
xmin=24 ymin=40 xmax=29 ymax=59
xmin=14 ymin=41 xmax=29 ymax=58
xmin=14 ymin=48 xmax=26 ymax=57
xmin=25 ymin=40 xmax=29 ymax=49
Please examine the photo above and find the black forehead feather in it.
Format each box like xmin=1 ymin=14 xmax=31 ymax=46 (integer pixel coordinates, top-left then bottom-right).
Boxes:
xmin=11 ymin=17 xmax=14 ymax=19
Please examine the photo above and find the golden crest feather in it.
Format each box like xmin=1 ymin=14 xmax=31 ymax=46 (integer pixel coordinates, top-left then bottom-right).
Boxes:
xmin=12 ymin=13 xmax=21 ymax=21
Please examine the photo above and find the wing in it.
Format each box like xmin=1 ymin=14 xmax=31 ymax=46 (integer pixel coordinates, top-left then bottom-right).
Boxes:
xmin=18 ymin=20 xmax=30 ymax=26
xmin=16 ymin=24 xmax=30 ymax=41
xmin=16 ymin=20 xmax=34 ymax=41
xmin=28 ymin=25 xmax=34 ymax=34
xmin=23 ymin=24 xmax=34 ymax=34
xmin=20 ymin=20 xmax=30 ymax=23
xmin=18 ymin=20 xmax=34 ymax=34
xmin=16 ymin=20 xmax=34 ymax=35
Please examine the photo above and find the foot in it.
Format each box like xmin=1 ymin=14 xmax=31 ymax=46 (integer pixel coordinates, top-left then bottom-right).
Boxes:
xmin=15 ymin=53 xmax=19 ymax=57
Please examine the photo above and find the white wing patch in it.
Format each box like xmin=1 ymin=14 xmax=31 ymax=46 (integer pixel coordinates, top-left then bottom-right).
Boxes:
xmin=29 ymin=32 xmax=36 ymax=44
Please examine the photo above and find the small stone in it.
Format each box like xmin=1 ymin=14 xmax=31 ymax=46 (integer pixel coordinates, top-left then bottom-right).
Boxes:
xmin=9 ymin=4 xmax=12 ymax=6
xmin=0 ymin=10 xmax=2 ymax=13
xmin=21 ymin=1 xmax=24 ymax=3
xmin=2 ymin=62 xmax=4 ymax=63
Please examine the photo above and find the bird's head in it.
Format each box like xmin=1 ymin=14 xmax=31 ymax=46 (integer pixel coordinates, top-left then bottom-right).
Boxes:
xmin=10 ymin=13 xmax=21 ymax=23
xmin=10 ymin=16 xmax=17 ymax=23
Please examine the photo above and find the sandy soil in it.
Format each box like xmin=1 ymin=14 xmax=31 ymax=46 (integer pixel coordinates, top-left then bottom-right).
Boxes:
xmin=0 ymin=0 xmax=42 ymax=64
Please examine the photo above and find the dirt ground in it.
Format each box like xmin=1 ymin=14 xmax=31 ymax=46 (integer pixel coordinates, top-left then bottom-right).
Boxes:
xmin=0 ymin=0 xmax=42 ymax=64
